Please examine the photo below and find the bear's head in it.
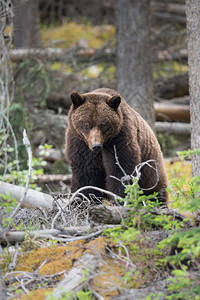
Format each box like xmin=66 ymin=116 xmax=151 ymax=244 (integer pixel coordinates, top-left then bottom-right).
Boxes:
xmin=69 ymin=91 xmax=123 ymax=152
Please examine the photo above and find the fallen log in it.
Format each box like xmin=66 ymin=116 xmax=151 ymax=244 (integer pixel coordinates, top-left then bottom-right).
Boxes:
xmin=155 ymin=73 xmax=189 ymax=99
xmin=10 ymin=46 xmax=188 ymax=65
xmin=36 ymin=174 xmax=71 ymax=185
xmin=154 ymin=102 xmax=190 ymax=122
xmin=155 ymin=122 xmax=190 ymax=136
xmin=0 ymin=182 xmax=53 ymax=210
xmin=152 ymin=2 xmax=186 ymax=16
xmin=9 ymin=46 xmax=112 ymax=64
xmin=153 ymin=11 xmax=186 ymax=24
xmin=159 ymin=95 xmax=189 ymax=105
xmin=89 ymin=205 xmax=192 ymax=227
xmin=89 ymin=205 xmax=131 ymax=224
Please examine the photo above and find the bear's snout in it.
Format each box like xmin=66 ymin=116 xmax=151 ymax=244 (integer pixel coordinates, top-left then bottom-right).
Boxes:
xmin=92 ymin=143 xmax=102 ymax=153
xmin=87 ymin=127 xmax=103 ymax=152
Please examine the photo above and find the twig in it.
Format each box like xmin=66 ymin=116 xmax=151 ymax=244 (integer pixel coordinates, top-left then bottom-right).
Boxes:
xmin=8 ymin=129 xmax=32 ymax=220
xmin=41 ymin=228 xmax=103 ymax=243
xmin=70 ymin=186 xmax=122 ymax=204
xmin=112 ymin=146 xmax=160 ymax=192
xmin=37 ymin=206 xmax=48 ymax=219
xmin=113 ymin=145 xmax=127 ymax=177
xmin=51 ymin=202 xmax=62 ymax=229
xmin=16 ymin=277 xmax=29 ymax=294
xmin=87 ymin=287 xmax=106 ymax=300
xmin=118 ymin=241 xmax=131 ymax=271
xmin=132 ymin=159 xmax=159 ymax=191
xmin=106 ymin=246 xmax=136 ymax=271
xmin=4 ymin=269 xmax=65 ymax=280
xmin=1 ymin=113 xmax=20 ymax=180
xmin=35 ymin=260 xmax=47 ymax=272
xmin=8 ymin=243 xmax=19 ymax=271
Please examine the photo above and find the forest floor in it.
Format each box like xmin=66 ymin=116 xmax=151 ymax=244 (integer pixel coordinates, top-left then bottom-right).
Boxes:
xmin=2 ymin=160 xmax=200 ymax=300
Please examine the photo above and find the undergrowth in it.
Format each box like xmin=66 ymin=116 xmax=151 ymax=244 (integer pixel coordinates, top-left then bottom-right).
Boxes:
xmin=104 ymin=149 xmax=200 ymax=299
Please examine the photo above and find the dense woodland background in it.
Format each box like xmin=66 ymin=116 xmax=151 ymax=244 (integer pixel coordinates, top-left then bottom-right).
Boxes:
xmin=0 ymin=0 xmax=200 ymax=299
xmin=5 ymin=0 xmax=193 ymax=178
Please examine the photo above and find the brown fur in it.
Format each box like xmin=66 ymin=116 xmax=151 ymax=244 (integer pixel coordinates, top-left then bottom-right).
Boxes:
xmin=65 ymin=88 xmax=168 ymax=203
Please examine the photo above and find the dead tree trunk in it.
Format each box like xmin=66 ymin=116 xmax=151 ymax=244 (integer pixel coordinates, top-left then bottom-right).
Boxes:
xmin=185 ymin=0 xmax=200 ymax=177
xmin=13 ymin=0 xmax=41 ymax=48
xmin=116 ymin=0 xmax=155 ymax=130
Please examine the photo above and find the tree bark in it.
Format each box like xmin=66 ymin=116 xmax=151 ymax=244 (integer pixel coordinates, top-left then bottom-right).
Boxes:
xmin=185 ymin=0 xmax=200 ymax=177
xmin=13 ymin=0 xmax=41 ymax=48
xmin=116 ymin=0 xmax=155 ymax=130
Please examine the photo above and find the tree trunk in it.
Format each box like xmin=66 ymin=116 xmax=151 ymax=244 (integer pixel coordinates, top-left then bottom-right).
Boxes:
xmin=13 ymin=0 xmax=41 ymax=48
xmin=115 ymin=0 xmax=155 ymax=130
xmin=185 ymin=0 xmax=200 ymax=177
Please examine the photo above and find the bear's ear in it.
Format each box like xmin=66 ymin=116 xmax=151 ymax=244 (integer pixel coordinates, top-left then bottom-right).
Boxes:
xmin=107 ymin=95 xmax=121 ymax=109
xmin=71 ymin=92 xmax=85 ymax=108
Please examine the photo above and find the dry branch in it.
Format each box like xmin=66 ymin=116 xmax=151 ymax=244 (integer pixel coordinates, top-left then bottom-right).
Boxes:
xmin=9 ymin=130 xmax=32 ymax=220
xmin=0 ymin=226 xmax=89 ymax=244
xmin=0 ymin=225 xmax=118 ymax=245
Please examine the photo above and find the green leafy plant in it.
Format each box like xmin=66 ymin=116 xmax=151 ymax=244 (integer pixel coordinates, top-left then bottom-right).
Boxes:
xmin=157 ymin=149 xmax=200 ymax=299
xmin=166 ymin=270 xmax=200 ymax=300
xmin=177 ymin=148 xmax=200 ymax=160
xmin=0 ymin=142 xmax=52 ymax=190
xmin=159 ymin=228 xmax=200 ymax=268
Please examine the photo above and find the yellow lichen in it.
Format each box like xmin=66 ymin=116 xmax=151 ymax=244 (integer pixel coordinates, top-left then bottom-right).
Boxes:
xmin=90 ymin=256 xmax=125 ymax=299
xmin=16 ymin=240 xmax=84 ymax=275
xmin=165 ymin=160 xmax=191 ymax=180
xmin=41 ymin=22 xmax=115 ymax=49
xmin=12 ymin=288 xmax=53 ymax=300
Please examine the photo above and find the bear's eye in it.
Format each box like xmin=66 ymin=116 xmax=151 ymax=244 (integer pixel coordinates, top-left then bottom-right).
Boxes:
xmin=85 ymin=123 xmax=91 ymax=131
xmin=100 ymin=124 xmax=108 ymax=132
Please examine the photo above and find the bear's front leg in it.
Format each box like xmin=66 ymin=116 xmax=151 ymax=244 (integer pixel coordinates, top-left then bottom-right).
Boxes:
xmin=67 ymin=137 xmax=106 ymax=197
xmin=102 ymin=144 xmax=141 ymax=198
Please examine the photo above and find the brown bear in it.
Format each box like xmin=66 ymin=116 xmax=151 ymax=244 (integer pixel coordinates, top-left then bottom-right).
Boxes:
xmin=65 ymin=88 xmax=168 ymax=204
